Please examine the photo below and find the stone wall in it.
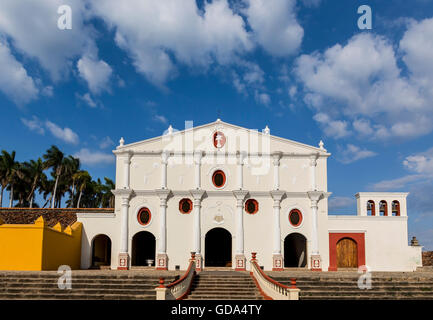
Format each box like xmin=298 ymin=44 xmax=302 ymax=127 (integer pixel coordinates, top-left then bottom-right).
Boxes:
xmin=0 ymin=208 xmax=114 ymax=228
xmin=422 ymin=251 xmax=433 ymax=266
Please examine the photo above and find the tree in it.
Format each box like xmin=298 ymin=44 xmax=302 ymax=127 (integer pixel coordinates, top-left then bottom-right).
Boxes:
xmin=75 ymin=170 xmax=91 ymax=208
xmin=43 ymin=146 xmax=65 ymax=209
xmin=101 ymin=177 xmax=115 ymax=208
xmin=23 ymin=158 xmax=45 ymax=208
xmin=0 ymin=150 xmax=19 ymax=208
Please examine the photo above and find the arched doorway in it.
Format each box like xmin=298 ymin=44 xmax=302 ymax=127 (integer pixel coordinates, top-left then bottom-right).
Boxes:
xmin=205 ymin=228 xmax=232 ymax=267
xmin=91 ymin=234 xmax=112 ymax=268
xmin=132 ymin=231 xmax=156 ymax=266
xmin=336 ymin=238 xmax=358 ymax=268
xmin=284 ymin=233 xmax=307 ymax=268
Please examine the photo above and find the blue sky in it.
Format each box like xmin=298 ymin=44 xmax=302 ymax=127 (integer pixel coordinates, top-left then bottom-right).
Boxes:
xmin=0 ymin=0 xmax=433 ymax=249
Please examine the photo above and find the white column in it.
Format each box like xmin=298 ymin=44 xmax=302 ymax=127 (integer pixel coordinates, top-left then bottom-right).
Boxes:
xmin=273 ymin=153 xmax=282 ymax=190
xmin=310 ymin=154 xmax=318 ymax=191
xmin=122 ymin=152 xmax=131 ymax=189
xmin=161 ymin=151 xmax=169 ymax=189
xmin=237 ymin=152 xmax=245 ymax=190
xmin=158 ymin=198 xmax=168 ymax=254
xmin=236 ymin=198 xmax=244 ymax=254
xmin=308 ymin=191 xmax=322 ymax=270
xmin=194 ymin=151 xmax=203 ymax=189
xmin=120 ymin=195 xmax=130 ymax=253
xmin=190 ymin=189 xmax=205 ymax=270
xmin=233 ymin=190 xmax=248 ymax=270
xmin=310 ymin=200 xmax=319 ymax=255
xmin=271 ymin=190 xmax=284 ymax=270
xmin=156 ymin=189 xmax=170 ymax=270
xmin=193 ymin=198 xmax=202 ymax=253
xmin=118 ymin=191 xmax=132 ymax=270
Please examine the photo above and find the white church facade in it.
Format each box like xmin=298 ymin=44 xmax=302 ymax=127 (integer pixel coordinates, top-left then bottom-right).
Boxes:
xmin=77 ymin=120 xmax=422 ymax=272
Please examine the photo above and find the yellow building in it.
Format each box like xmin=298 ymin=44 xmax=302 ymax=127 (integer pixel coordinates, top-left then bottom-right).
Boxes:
xmin=0 ymin=216 xmax=82 ymax=271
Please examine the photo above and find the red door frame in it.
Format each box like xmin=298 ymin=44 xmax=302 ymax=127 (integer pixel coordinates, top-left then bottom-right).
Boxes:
xmin=329 ymin=233 xmax=365 ymax=271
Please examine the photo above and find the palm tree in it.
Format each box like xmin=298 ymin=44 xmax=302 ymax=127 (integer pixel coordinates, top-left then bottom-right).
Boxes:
xmin=63 ymin=156 xmax=80 ymax=207
xmin=0 ymin=150 xmax=19 ymax=208
xmin=75 ymin=170 xmax=91 ymax=208
xmin=101 ymin=177 xmax=115 ymax=208
xmin=23 ymin=158 xmax=45 ymax=208
xmin=43 ymin=146 xmax=65 ymax=209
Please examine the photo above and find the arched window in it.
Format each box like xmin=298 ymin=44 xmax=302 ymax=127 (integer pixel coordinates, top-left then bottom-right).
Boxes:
xmin=392 ymin=200 xmax=400 ymax=216
xmin=245 ymin=199 xmax=259 ymax=214
xmin=179 ymin=198 xmax=193 ymax=214
xmin=367 ymin=200 xmax=375 ymax=216
xmin=289 ymin=209 xmax=303 ymax=227
xmin=379 ymin=200 xmax=388 ymax=216
xmin=137 ymin=207 xmax=151 ymax=226
xmin=212 ymin=170 xmax=226 ymax=188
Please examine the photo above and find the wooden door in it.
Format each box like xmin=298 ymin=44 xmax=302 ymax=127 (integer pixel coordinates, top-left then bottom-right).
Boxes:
xmin=336 ymin=238 xmax=358 ymax=268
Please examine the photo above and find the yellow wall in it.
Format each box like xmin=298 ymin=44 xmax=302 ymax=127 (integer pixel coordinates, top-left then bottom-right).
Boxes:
xmin=0 ymin=216 xmax=82 ymax=271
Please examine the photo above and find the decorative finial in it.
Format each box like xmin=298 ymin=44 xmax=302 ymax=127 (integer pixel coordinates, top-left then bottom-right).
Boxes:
xmin=263 ymin=125 xmax=270 ymax=135
xmin=319 ymin=140 xmax=325 ymax=150
xmin=168 ymin=125 xmax=173 ymax=135
xmin=216 ymin=118 xmax=221 ymax=122
xmin=119 ymin=137 xmax=124 ymax=147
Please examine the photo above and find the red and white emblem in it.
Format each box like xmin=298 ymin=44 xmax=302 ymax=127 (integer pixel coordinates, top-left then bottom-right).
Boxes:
xmin=213 ymin=131 xmax=226 ymax=148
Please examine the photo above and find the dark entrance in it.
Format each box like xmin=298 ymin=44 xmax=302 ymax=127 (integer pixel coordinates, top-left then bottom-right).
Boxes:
xmin=132 ymin=231 xmax=156 ymax=266
xmin=205 ymin=228 xmax=232 ymax=267
xmin=91 ymin=234 xmax=112 ymax=267
xmin=284 ymin=233 xmax=307 ymax=268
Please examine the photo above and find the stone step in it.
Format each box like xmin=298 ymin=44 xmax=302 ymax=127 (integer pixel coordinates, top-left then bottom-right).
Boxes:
xmin=295 ymin=286 xmax=433 ymax=291
xmin=2 ymin=282 xmax=159 ymax=290
xmin=300 ymin=295 xmax=433 ymax=300
xmin=0 ymin=293 xmax=155 ymax=300
xmin=299 ymin=290 xmax=433 ymax=296
xmin=0 ymin=288 xmax=157 ymax=295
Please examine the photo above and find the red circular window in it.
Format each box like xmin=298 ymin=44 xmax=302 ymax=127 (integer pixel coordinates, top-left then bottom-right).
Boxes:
xmin=213 ymin=131 xmax=226 ymax=148
xmin=212 ymin=170 xmax=226 ymax=188
xmin=289 ymin=209 xmax=302 ymax=227
xmin=245 ymin=199 xmax=259 ymax=214
xmin=137 ymin=207 xmax=151 ymax=226
xmin=179 ymin=198 xmax=193 ymax=214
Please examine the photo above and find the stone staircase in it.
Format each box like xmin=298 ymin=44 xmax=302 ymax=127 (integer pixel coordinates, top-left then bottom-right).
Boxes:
xmin=185 ymin=271 xmax=264 ymax=300
xmin=0 ymin=271 xmax=178 ymax=300
xmin=271 ymin=271 xmax=433 ymax=300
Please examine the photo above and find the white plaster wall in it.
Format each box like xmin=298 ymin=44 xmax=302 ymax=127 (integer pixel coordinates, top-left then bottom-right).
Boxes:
xmin=328 ymin=215 xmax=421 ymax=271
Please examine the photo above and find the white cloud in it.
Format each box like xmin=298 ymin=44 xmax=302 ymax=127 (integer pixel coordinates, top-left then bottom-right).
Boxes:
xmin=90 ymin=0 xmax=252 ymax=86
xmin=294 ymin=24 xmax=433 ymax=141
xmin=45 ymin=120 xmax=79 ymax=145
xmin=255 ymin=91 xmax=271 ymax=106
xmin=337 ymin=144 xmax=377 ymax=164
xmin=77 ymin=55 xmax=113 ymax=94
xmin=328 ymin=196 xmax=355 ymax=211
xmin=73 ymin=148 xmax=114 ymax=166
xmin=21 ymin=116 xmax=45 ymax=135
xmin=76 ymin=92 xmax=98 ymax=108
xmin=313 ymin=113 xmax=351 ymax=139
xmin=403 ymin=147 xmax=433 ymax=176
xmin=99 ymin=136 xmax=114 ymax=149
xmin=371 ymin=174 xmax=423 ymax=191
xmin=0 ymin=0 xmax=94 ymax=81
xmin=244 ymin=0 xmax=303 ymax=56
xmin=0 ymin=39 xmax=38 ymax=105
xmin=153 ymin=114 xmax=168 ymax=124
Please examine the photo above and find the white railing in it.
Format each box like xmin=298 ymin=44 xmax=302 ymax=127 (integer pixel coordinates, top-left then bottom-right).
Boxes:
xmin=155 ymin=253 xmax=196 ymax=300
xmin=250 ymin=253 xmax=300 ymax=300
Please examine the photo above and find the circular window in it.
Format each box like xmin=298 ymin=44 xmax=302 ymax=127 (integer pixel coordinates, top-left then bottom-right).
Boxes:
xmin=245 ymin=199 xmax=259 ymax=214
xmin=137 ymin=207 xmax=151 ymax=226
xmin=212 ymin=170 xmax=226 ymax=188
xmin=289 ymin=209 xmax=302 ymax=227
xmin=179 ymin=198 xmax=193 ymax=214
